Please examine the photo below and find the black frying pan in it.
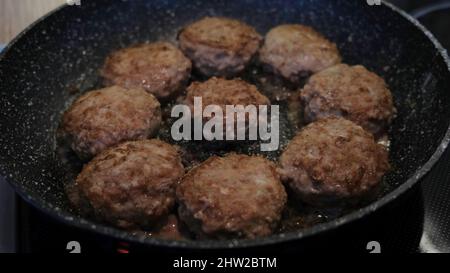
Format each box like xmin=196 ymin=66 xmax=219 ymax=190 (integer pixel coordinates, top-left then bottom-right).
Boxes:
xmin=1 ymin=0 xmax=450 ymax=250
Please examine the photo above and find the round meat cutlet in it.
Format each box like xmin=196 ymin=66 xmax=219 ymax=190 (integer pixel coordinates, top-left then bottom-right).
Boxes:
xmin=182 ymin=77 xmax=270 ymax=139
xmin=300 ymin=64 xmax=396 ymax=136
xmin=279 ymin=118 xmax=390 ymax=207
xmin=183 ymin=77 xmax=270 ymax=112
xmin=178 ymin=17 xmax=262 ymax=77
xmin=72 ymin=140 xmax=185 ymax=229
xmin=61 ymin=86 xmax=161 ymax=159
xmin=176 ymin=154 xmax=287 ymax=239
xmin=101 ymin=42 xmax=192 ymax=99
xmin=259 ymin=24 xmax=342 ymax=82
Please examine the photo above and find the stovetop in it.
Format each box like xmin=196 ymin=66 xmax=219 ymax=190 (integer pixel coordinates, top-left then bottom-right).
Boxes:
xmin=1 ymin=0 xmax=450 ymax=254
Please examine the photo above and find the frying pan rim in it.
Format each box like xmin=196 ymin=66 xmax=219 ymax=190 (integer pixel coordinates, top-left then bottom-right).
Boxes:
xmin=1 ymin=0 xmax=450 ymax=250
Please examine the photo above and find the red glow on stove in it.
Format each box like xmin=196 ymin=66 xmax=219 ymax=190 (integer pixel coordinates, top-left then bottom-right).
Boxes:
xmin=117 ymin=248 xmax=129 ymax=254
xmin=117 ymin=242 xmax=130 ymax=254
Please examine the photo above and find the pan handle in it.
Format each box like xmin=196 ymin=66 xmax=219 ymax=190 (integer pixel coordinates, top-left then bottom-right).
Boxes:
xmin=410 ymin=1 xmax=450 ymax=19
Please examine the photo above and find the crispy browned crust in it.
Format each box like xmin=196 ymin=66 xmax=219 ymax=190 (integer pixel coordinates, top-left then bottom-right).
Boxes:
xmin=61 ymin=86 xmax=161 ymax=159
xmin=179 ymin=17 xmax=262 ymax=77
xmin=182 ymin=77 xmax=270 ymax=132
xmin=259 ymin=24 xmax=342 ymax=82
xmin=184 ymin=77 xmax=270 ymax=110
xmin=74 ymin=140 xmax=185 ymax=229
xmin=176 ymin=154 xmax=287 ymax=239
xmin=279 ymin=117 xmax=390 ymax=206
xmin=101 ymin=42 xmax=192 ymax=99
xmin=301 ymin=64 xmax=396 ymax=136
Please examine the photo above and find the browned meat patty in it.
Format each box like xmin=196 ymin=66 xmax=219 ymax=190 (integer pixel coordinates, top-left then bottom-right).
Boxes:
xmin=259 ymin=24 xmax=342 ymax=82
xmin=279 ymin=118 xmax=390 ymax=207
xmin=73 ymin=140 xmax=185 ymax=229
xmin=101 ymin=42 xmax=192 ymax=99
xmin=300 ymin=64 xmax=396 ymax=136
xmin=183 ymin=77 xmax=270 ymax=112
xmin=61 ymin=86 xmax=161 ymax=159
xmin=182 ymin=77 xmax=270 ymax=137
xmin=178 ymin=17 xmax=262 ymax=77
xmin=176 ymin=154 xmax=287 ymax=239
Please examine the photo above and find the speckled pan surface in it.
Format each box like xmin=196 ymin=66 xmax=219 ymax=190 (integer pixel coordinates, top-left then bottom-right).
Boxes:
xmin=0 ymin=0 xmax=449 ymax=249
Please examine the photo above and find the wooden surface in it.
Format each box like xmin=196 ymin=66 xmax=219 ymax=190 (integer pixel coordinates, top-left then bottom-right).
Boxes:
xmin=0 ymin=0 xmax=65 ymax=44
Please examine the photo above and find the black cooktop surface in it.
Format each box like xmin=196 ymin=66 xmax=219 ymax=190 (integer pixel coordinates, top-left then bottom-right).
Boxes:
xmin=1 ymin=0 xmax=450 ymax=254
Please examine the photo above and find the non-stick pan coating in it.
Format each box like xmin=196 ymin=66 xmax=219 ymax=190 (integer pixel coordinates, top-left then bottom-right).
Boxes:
xmin=0 ymin=0 xmax=450 ymax=249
